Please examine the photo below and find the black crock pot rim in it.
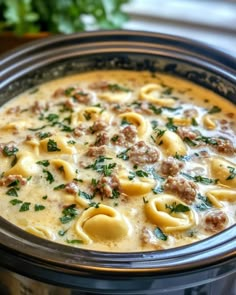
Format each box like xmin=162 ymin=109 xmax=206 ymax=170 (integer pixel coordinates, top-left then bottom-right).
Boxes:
xmin=0 ymin=30 xmax=235 ymax=275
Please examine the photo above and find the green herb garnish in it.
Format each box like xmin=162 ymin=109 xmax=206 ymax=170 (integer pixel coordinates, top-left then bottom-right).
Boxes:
xmin=59 ymin=204 xmax=78 ymax=224
xmin=226 ymin=166 xmax=236 ymax=180
xmin=43 ymin=169 xmax=55 ymax=184
xmin=36 ymin=160 xmax=50 ymax=167
xmin=165 ymin=202 xmax=190 ymax=213
xmin=34 ymin=204 xmax=46 ymax=211
xmin=3 ymin=145 xmax=19 ymax=157
xmin=19 ymin=202 xmax=31 ymax=212
xmin=154 ymin=227 xmax=168 ymax=241
xmin=47 ymin=139 xmax=61 ymax=152
xmin=208 ymin=106 xmax=221 ymax=114
xmin=10 ymin=199 xmax=22 ymax=205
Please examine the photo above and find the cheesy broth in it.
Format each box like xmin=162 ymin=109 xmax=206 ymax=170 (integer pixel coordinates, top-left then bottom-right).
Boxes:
xmin=0 ymin=70 xmax=235 ymax=252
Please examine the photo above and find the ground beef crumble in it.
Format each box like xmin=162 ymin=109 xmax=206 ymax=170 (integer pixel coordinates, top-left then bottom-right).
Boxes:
xmin=164 ymin=176 xmax=197 ymax=204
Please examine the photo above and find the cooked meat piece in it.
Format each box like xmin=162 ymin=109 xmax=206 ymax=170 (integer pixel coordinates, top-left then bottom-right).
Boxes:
xmin=30 ymin=101 xmax=49 ymax=114
xmin=0 ymin=175 xmax=27 ymax=186
xmin=177 ymin=127 xmax=198 ymax=140
xmin=86 ymin=146 xmax=106 ymax=157
xmin=52 ymin=88 xmax=65 ymax=98
xmin=161 ymin=157 xmax=184 ymax=176
xmin=204 ymin=210 xmax=228 ymax=233
xmin=6 ymin=106 xmax=22 ymax=114
xmin=121 ymin=125 xmax=137 ymax=143
xmin=89 ymin=81 xmax=109 ymax=91
xmin=128 ymin=141 xmax=160 ymax=165
xmin=183 ymin=108 xmax=198 ymax=118
xmin=164 ymin=176 xmax=197 ymax=204
xmin=94 ymin=132 xmax=109 ymax=146
xmin=73 ymin=125 xmax=85 ymax=137
xmin=213 ymin=137 xmax=235 ymax=155
xmin=93 ymin=174 xmax=120 ymax=199
xmin=89 ymin=120 xmax=107 ymax=134
xmin=73 ymin=91 xmax=92 ymax=104
xmin=65 ymin=182 xmax=79 ymax=195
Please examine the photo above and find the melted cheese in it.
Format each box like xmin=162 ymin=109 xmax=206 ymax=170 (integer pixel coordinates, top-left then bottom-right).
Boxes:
xmin=0 ymin=70 xmax=235 ymax=252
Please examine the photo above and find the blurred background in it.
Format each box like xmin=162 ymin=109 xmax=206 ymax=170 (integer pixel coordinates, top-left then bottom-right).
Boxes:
xmin=0 ymin=0 xmax=236 ymax=56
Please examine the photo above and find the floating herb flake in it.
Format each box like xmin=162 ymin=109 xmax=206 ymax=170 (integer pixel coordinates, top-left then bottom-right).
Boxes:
xmin=154 ymin=227 xmax=168 ymax=241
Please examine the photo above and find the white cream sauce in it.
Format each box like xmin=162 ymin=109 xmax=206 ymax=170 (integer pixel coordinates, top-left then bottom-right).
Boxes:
xmin=0 ymin=70 xmax=235 ymax=252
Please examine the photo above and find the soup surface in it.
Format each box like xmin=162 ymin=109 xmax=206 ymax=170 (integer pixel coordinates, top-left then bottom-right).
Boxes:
xmin=0 ymin=70 xmax=235 ymax=252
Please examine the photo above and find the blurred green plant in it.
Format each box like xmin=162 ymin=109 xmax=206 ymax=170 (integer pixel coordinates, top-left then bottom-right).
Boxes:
xmin=0 ymin=0 xmax=130 ymax=35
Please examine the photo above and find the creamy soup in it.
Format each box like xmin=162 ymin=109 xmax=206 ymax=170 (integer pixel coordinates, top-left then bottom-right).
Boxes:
xmin=0 ymin=70 xmax=235 ymax=252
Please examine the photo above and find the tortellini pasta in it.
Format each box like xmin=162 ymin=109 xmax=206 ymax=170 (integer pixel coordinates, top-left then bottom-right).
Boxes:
xmin=145 ymin=194 xmax=195 ymax=232
xmin=202 ymin=114 xmax=217 ymax=130
xmin=119 ymin=112 xmax=149 ymax=137
xmin=40 ymin=136 xmax=75 ymax=154
xmin=118 ymin=170 xmax=154 ymax=196
xmin=51 ymin=159 xmax=76 ymax=181
xmin=139 ymin=84 xmax=176 ymax=106
xmin=4 ymin=151 xmax=39 ymax=177
xmin=76 ymin=107 xmax=110 ymax=123
xmin=26 ymin=225 xmax=55 ymax=241
xmin=156 ymin=130 xmax=187 ymax=156
xmin=210 ymin=158 xmax=236 ymax=188
xmin=98 ymin=90 xmax=132 ymax=103
xmin=75 ymin=205 xmax=130 ymax=244
xmin=206 ymin=189 xmax=236 ymax=208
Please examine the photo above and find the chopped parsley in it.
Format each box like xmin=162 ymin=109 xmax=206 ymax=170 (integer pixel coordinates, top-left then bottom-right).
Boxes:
xmin=10 ymin=199 xmax=22 ymax=205
xmin=143 ymin=197 xmax=148 ymax=204
xmin=165 ymin=202 xmax=190 ymax=213
xmin=64 ymin=87 xmax=75 ymax=96
xmin=59 ymin=204 xmax=78 ymax=224
xmin=154 ymin=227 xmax=168 ymax=241
xmin=58 ymin=229 xmax=69 ymax=236
xmin=79 ymin=190 xmax=93 ymax=200
xmin=191 ymin=118 xmax=198 ymax=126
xmin=89 ymin=202 xmax=100 ymax=208
xmin=3 ymin=145 xmax=19 ymax=157
xmin=46 ymin=113 xmax=59 ymax=122
xmin=148 ymin=104 xmax=162 ymax=115
xmin=181 ymin=173 xmax=217 ymax=185
xmin=38 ymin=132 xmax=52 ymax=140
xmin=108 ymin=83 xmax=130 ymax=92
xmin=121 ymin=117 xmax=131 ymax=126
xmin=111 ymin=135 xmax=119 ymax=142
xmin=165 ymin=118 xmax=177 ymax=132
xmin=226 ymin=166 xmax=236 ymax=180
xmin=66 ymin=239 xmax=83 ymax=244
xmin=83 ymin=111 xmax=92 ymax=121
xmin=42 ymin=195 xmax=48 ymax=200
xmin=19 ymin=202 xmax=31 ymax=212
xmin=195 ymin=136 xmax=218 ymax=146
xmin=67 ymin=140 xmax=76 ymax=145
xmin=162 ymin=87 xmax=173 ymax=95
xmin=208 ymin=105 xmax=221 ymax=114
xmin=28 ymin=125 xmax=48 ymax=131
xmin=195 ymin=194 xmax=212 ymax=211
xmin=47 ymin=139 xmax=61 ymax=152
xmin=85 ymin=156 xmax=116 ymax=176
xmin=183 ymin=137 xmax=197 ymax=147
xmin=53 ymin=184 xmax=66 ymax=190
xmin=6 ymin=187 xmax=19 ymax=197
xmin=43 ymin=169 xmax=55 ymax=184
xmin=36 ymin=160 xmax=50 ymax=167
xmin=117 ymin=148 xmax=130 ymax=160
xmin=34 ymin=204 xmax=46 ymax=211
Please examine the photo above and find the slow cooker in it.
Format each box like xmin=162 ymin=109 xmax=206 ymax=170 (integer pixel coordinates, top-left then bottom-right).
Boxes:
xmin=0 ymin=30 xmax=235 ymax=295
